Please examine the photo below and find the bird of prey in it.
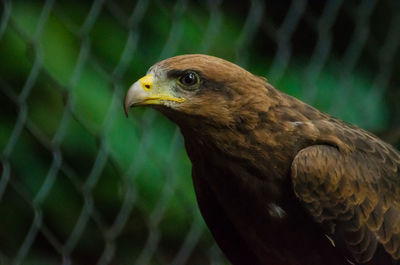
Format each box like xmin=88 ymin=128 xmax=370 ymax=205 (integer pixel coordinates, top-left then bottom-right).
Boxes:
xmin=124 ymin=54 xmax=400 ymax=265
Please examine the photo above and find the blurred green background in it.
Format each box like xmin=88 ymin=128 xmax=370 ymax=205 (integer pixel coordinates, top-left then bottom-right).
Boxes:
xmin=0 ymin=0 xmax=399 ymax=264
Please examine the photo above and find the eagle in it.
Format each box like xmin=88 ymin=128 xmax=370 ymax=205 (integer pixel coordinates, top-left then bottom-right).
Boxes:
xmin=124 ymin=54 xmax=400 ymax=265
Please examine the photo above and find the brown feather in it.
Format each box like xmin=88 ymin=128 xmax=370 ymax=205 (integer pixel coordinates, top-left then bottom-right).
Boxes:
xmin=128 ymin=54 xmax=400 ymax=265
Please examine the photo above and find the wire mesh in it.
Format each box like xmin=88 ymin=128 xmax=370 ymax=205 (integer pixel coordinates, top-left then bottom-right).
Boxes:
xmin=0 ymin=1 xmax=399 ymax=265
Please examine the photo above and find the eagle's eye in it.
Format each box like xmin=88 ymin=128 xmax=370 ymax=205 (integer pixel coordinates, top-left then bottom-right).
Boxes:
xmin=178 ymin=72 xmax=199 ymax=87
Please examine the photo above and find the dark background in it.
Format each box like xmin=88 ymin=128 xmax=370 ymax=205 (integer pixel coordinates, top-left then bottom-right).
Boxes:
xmin=0 ymin=0 xmax=399 ymax=264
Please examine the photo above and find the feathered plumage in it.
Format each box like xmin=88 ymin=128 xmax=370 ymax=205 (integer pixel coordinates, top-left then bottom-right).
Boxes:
xmin=125 ymin=54 xmax=400 ymax=265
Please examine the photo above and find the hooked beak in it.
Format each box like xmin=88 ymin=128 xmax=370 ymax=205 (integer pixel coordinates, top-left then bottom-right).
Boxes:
xmin=124 ymin=74 xmax=184 ymax=117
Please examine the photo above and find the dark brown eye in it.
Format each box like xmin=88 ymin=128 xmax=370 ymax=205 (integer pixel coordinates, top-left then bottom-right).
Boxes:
xmin=179 ymin=72 xmax=199 ymax=86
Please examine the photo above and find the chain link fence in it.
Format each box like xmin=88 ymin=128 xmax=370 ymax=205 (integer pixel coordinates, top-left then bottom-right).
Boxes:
xmin=0 ymin=0 xmax=399 ymax=264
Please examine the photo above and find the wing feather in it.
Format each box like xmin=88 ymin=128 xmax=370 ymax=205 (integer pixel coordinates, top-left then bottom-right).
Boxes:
xmin=292 ymin=144 xmax=400 ymax=264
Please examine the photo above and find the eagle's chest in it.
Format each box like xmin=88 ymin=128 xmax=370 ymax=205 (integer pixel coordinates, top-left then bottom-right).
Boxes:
xmin=194 ymin=156 xmax=295 ymax=234
xmin=191 ymin=155 xmax=347 ymax=265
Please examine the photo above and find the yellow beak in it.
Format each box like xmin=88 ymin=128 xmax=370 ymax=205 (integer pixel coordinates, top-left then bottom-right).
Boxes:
xmin=124 ymin=74 xmax=184 ymax=116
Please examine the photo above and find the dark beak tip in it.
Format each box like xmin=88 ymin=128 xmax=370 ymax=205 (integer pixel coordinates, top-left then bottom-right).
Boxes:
xmin=123 ymin=102 xmax=130 ymax=118
xmin=124 ymin=92 xmax=131 ymax=117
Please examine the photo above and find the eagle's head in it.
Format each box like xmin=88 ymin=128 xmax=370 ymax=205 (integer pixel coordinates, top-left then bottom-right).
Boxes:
xmin=124 ymin=54 xmax=274 ymax=129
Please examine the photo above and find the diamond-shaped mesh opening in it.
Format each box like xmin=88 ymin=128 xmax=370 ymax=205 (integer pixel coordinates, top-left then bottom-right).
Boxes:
xmin=0 ymin=29 xmax=35 ymax=94
xmin=0 ymin=90 xmax=19 ymax=151
xmin=41 ymin=171 xmax=84 ymax=242
xmin=60 ymin=117 xmax=99 ymax=180
xmin=92 ymin=161 xmax=126 ymax=223
xmin=26 ymin=74 xmax=66 ymax=139
xmin=9 ymin=130 xmax=54 ymax=198
xmin=0 ymin=184 xmax=35 ymax=257
xmin=1 ymin=1 xmax=400 ymax=265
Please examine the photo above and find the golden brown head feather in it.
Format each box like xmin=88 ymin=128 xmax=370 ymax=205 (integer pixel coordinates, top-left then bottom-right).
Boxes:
xmin=153 ymin=54 xmax=250 ymax=83
xmin=130 ymin=55 xmax=279 ymax=132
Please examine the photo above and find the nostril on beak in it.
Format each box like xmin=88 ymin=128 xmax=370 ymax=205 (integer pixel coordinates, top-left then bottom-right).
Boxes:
xmin=139 ymin=75 xmax=154 ymax=91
